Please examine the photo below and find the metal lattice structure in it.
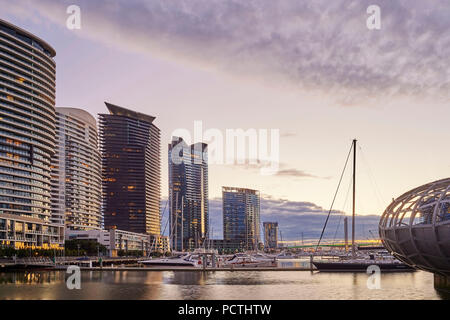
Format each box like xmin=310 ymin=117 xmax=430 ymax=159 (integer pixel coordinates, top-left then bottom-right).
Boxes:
xmin=379 ymin=178 xmax=450 ymax=275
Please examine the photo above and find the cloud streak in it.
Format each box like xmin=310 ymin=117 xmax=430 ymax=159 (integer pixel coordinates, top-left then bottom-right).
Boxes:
xmin=2 ymin=0 xmax=450 ymax=105
xmin=227 ymin=160 xmax=328 ymax=179
xmin=275 ymin=168 xmax=327 ymax=179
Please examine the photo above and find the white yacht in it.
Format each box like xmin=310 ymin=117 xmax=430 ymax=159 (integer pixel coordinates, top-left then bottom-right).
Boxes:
xmin=140 ymin=253 xmax=202 ymax=267
xmin=252 ymin=252 xmax=277 ymax=262
xmin=223 ymin=253 xmax=275 ymax=267
xmin=276 ymin=251 xmax=297 ymax=259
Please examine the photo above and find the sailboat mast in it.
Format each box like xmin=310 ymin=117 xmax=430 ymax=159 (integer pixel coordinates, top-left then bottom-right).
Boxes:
xmin=352 ymin=139 xmax=357 ymax=258
xmin=181 ymin=195 xmax=184 ymax=252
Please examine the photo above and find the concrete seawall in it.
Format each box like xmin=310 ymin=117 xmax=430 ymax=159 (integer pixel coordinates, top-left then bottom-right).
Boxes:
xmin=53 ymin=266 xmax=315 ymax=272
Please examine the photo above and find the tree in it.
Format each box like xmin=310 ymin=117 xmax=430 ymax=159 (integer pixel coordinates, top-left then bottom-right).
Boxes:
xmin=65 ymin=239 xmax=108 ymax=256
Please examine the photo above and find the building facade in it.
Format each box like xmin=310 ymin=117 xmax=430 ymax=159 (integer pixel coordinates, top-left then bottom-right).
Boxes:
xmin=263 ymin=222 xmax=278 ymax=249
xmin=66 ymin=229 xmax=148 ymax=257
xmin=51 ymin=107 xmax=102 ymax=231
xmin=99 ymin=102 xmax=161 ymax=236
xmin=210 ymin=239 xmax=246 ymax=254
xmin=66 ymin=229 xmax=170 ymax=256
xmin=222 ymin=187 xmax=261 ymax=251
xmin=0 ymin=19 xmax=63 ymax=250
xmin=168 ymin=137 xmax=208 ymax=251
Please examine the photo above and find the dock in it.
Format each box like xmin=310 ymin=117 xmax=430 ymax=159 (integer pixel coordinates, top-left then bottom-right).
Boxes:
xmin=1 ymin=256 xmax=318 ymax=272
xmin=56 ymin=266 xmax=315 ymax=272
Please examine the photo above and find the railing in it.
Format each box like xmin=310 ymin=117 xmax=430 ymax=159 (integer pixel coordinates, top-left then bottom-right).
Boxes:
xmin=16 ymin=257 xmax=53 ymax=265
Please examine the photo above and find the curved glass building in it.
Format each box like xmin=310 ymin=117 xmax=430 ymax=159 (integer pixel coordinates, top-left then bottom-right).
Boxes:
xmin=51 ymin=107 xmax=102 ymax=231
xmin=379 ymin=178 xmax=450 ymax=275
xmin=0 ymin=19 xmax=62 ymax=249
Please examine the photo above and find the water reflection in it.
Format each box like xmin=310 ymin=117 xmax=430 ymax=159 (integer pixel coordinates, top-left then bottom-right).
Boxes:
xmin=277 ymin=259 xmax=311 ymax=268
xmin=0 ymin=270 xmax=445 ymax=300
xmin=0 ymin=271 xmax=62 ymax=285
xmin=166 ymin=271 xmax=208 ymax=285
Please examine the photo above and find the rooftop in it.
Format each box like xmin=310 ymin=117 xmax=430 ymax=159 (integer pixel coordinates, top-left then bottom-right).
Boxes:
xmin=104 ymin=102 xmax=156 ymax=124
xmin=0 ymin=18 xmax=56 ymax=58
xmin=222 ymin=186 xmax=260 ymax=195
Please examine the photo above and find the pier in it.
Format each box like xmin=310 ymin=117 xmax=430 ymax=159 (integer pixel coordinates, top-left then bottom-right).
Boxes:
xmin=1 ymin=263 xmax=316 ymax=272
xmin=0 ymin=255 xmax=318 ymax=272
xmin=0 ymin=256 xmax=142 ymax=270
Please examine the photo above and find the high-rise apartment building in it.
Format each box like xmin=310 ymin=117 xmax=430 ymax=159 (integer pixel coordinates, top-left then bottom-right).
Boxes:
xmin=99 ymin=102 xmax=161 ymax=236
xmin=222 ymin=187 xmax=261 ymax=251
xmin=0 ymin=19 xmax=63 ymax=249
xmin=263 ymin=222 xmax=278 ymax=249
xmin=168 ymin=137 xmax=208 ymax=251
xmin=50 ymin=107 xmax=102 ymax=231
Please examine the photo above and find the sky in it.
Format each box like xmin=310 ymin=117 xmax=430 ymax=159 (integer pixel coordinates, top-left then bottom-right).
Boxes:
xmin=1 ymin=0 xmax=449 ymax=240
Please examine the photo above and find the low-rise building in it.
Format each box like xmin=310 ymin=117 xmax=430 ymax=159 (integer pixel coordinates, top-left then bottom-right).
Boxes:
xmin=66 ymin=229 xmax=149 ymax=257
xmin=210 ymin=239 xmax=246 ymax=254
xmin=0 ymin=214 xmax=63 ymax=250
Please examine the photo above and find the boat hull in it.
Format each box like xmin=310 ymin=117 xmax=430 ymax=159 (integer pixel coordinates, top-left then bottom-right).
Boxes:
xmin=224 ymin=261 xmax=274 ymax=268
xmin=141 ymin=262 xmax=197 ymax=267
xmin=312 ymin=261 xmax=416 ymax=272
xmin=140 ymin=259 xmax=199 ymax=267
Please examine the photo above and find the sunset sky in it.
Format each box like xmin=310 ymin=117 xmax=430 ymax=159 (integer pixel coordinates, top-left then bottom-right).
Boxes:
xmin=2 ymin=0 xmax=449 ymax=240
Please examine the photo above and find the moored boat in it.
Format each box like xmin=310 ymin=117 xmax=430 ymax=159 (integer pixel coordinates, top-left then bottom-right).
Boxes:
xmin=140 ymin=253 xmax=202 ymax=267
xmin=312 ymin=258 xmax=415 ymax=272
xmin=223 ymin=253 xmax=275 ymax=267
xmin=276 ymin=251 xmax=297 ymax=259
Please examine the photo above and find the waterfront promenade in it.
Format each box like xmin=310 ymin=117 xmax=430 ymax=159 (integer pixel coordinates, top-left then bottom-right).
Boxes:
xmin=0 ymin=256 xmax=317 ymax=272
xmin=2 ymin=264 xmax=316 ymax=272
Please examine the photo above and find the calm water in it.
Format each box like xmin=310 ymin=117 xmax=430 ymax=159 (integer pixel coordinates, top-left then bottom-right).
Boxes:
xmin=0 ymin=266 xmax=447 ymax=300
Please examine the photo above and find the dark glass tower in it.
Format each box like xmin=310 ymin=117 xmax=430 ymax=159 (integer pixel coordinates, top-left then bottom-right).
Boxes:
xmin=168 ymin=137 xmax=208 ymax=251
xmin=263 ymin=222 xmax=278 ymax=249
xmin=99 ymin=103 xmax=161 ymax=236
xmin=223 ymin=187 xmax=261 ymax=251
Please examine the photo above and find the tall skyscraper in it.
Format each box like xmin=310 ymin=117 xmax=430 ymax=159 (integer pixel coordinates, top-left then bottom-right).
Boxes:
xmin=168 ymin=137 xmax=208 ymax=251
xmin=0 ymin=19 xmax=63 ymax=249
xmin=263 ymin=222 xmax=278 ymax=249
xmin=99 ymin=102 xmax=161 ymax=236
xmin=50 ymin=107 xmax=102 ymax=231
xmin=222 ymin=187 xmax=261 ymax=251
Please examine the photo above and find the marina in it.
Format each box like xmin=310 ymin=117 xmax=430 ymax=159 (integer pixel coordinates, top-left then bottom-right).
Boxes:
xmin=0 ymin=248 xmax=412 ymax=273
xmin=1 ymin=3 xmax=449 ymax=304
